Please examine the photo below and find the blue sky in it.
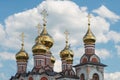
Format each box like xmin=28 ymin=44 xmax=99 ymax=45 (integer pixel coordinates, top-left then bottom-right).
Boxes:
xmin=0 ymin=0 xmax=120 ymax=80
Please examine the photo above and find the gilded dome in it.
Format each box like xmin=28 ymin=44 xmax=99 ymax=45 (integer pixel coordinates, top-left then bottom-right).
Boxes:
xmin=16 ymin=44 xmax=29 ymax=62
xmin=32 ymin=38 xmax=47 ymax=55
xmin=60 ymin=31 xmax=74 ymax=60
xmin=36 ymin=26 xmax=54 ymax=49
xmin=60 ymin=42 xmax=74 ymax=59
xmin=83 ymin=14 xmax=96 ymax=44
xmin=83 ymin=26 xmax=96 ymax=44
xmin=51 ymin=55 xmax=56 ymax=63
xmin=66 ymin=54 xmax=73 ymax=64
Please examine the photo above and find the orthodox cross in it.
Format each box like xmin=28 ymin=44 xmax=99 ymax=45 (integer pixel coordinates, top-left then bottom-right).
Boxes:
xmin=36 ymin=23 xmax=42 ymax=35
xmin=41 ymin=9 xmax=48 ymax=24
xmin=64 ymin=30 xmax=69 ymax=42
xmin=20 ymin=32 xmax=25 ymax=49
xmin=87 ymin=14 xmax=91 ymax=25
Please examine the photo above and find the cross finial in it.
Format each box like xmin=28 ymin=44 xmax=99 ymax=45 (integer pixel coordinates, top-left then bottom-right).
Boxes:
xmin=64 ymin=30 xmax=69 ymax=43
xmin=36 ymin=23 xmax=42 ymax=35
xmin=20 ymin=32 xmax=25 ymax=45
xmin=41 ymin=9 xmax=48 ymax=24
xmin=87 ymin=14 xmax=91 ymax=25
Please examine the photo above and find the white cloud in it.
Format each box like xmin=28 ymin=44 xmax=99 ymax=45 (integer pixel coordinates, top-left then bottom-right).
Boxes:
xmin=0 ymin=73 xmax=7 ymax=80
xmin=93 ymin=5 xmax=120 ymax=22
xmin=0 ymin=24 xmax=5 ymax=43
xmin=0 ymin=0 xmax=117 ymax=69
xmin=96 ymin=49 xmax=111 ymax=59
xmin=0 ymin=63 xmax=3 ymax=68
xmin=54 ymin=59 xmax=62 ymax=72
xmin=115 ymin=45 xmax=120 ymax=56
xmin=27 ymin=58 xmax=34 ymax=70
xmin=0 ymin=52 xmax=15 ymax=60
xmin=105 ymin=72 xmax=120 ymax=80
xmin=4 ymin=8 xmax=41 ymax=50
xmin=107 ymin=31 xmax=120 ymax=44
xmin=2 ymin=0 xmax=117 ymax=54
xmin=91 ymin=16 xmax=110 ymax=43
xmin=0 ymin=1 xmax=120 ymax=79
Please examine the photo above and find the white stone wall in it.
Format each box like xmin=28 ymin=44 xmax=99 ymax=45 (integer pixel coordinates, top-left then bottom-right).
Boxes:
xmin=77 ymin=64 xmax=104 ymax=80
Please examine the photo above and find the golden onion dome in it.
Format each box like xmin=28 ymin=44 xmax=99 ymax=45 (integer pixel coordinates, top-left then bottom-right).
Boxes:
xmin=16 ymin=44 xmax=29 ymax=62
xmin=83 ymin=25 xmax=96 ymax=45
xmin=32 ymin=38 xmax=47 ymax=55
xmin=83 ymin=14 xmax=96 ymax=45
xmin=60 ymin=31 xmax=74 ymax=59
xmin=36 ymin=25 xmax=54 ymax=49
xmin=51 ymin=55 xmax=56 ymax=63
xmin=60 ymin=42 xmax=74 ymax=59
xmin=69 ymin=49 xmax=74 ymax=57
xmin=66 ymin=54 xmax=73 ymax=64
xmin=37 ymin=9 xmax=54 ymax=49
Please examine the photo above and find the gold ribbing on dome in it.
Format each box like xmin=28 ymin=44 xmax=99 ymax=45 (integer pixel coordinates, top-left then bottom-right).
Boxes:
xmin=16 ymin=32 xmax=29 ymax=62
xmin=83 ymin=14 xmax=96 ymax=44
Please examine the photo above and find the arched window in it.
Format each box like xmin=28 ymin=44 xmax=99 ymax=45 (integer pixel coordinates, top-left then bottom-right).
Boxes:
xmin=29 ymin=77 xmax=33 ymax=80
xmin=91 ymin=58 xmax=98 ymax=63
xmin=93 ymin=73 xmax=99 ymax=80
xmin=40 ymin=77 xmax=48 ymax=80
xmin=81 ymin=57 xmax=87 ymax=63
xmin=80 ymin=74 xmax=85 ymax=80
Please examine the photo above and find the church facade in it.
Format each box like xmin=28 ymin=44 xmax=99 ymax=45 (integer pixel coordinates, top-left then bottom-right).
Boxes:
xmin=10 ymin=9 xmax=106 ymax=80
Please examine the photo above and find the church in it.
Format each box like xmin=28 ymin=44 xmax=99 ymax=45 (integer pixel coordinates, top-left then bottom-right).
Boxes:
xmin=10 ymin=9 xmax=106 ymax=80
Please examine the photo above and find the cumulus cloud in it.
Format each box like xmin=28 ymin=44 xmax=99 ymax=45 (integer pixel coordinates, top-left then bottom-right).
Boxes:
xmin=0 ymin=52 xmax=15 ymax=60
xmin=107 ymin=31 xmax=120 ymax=44
xmin=0 ymin=0 xmax=120 ymax=79
xmin=54 ymin=60 xmax=62 ymax=72
xmin=0 ymin=63 xmax=3 ymax=68
xmin=0 ymin=73 xmax=7 ymax=80
xmin=27 ymin=58 xmax=34 ymax=70
xmin=96 ymin=49 xmax=111 ymax=59
xmin=115 ymin=45 xmax=120 ymax=56
xmin=93 ymin=5 xmax=120 ymax=22
xmin=105 ymin=72 xmax=120 ymax=80
xmin=4 ymin=8 xmax=41 ymax=50
xmin=2 ymin=0 xmax=118 ymax=54
xmin=0 ymin=24 xmax=5 ymax=43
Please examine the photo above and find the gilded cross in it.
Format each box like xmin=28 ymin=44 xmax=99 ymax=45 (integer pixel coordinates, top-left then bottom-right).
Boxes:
xmin=20 ymin=32 xmax=25 ymax=45
xmin=87 ymin=14 xmax=91 ymax=25
xmin=64 ymin=30 xmax=69 ymax=42
xmin=36 ymin=23 xmax=41 ymax=35
xmin=41 ymin=9 xmax=48 ymax=24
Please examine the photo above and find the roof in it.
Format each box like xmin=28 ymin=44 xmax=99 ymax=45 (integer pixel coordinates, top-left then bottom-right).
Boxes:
xmin=73 ymin=62 xmax=107 ymax=67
